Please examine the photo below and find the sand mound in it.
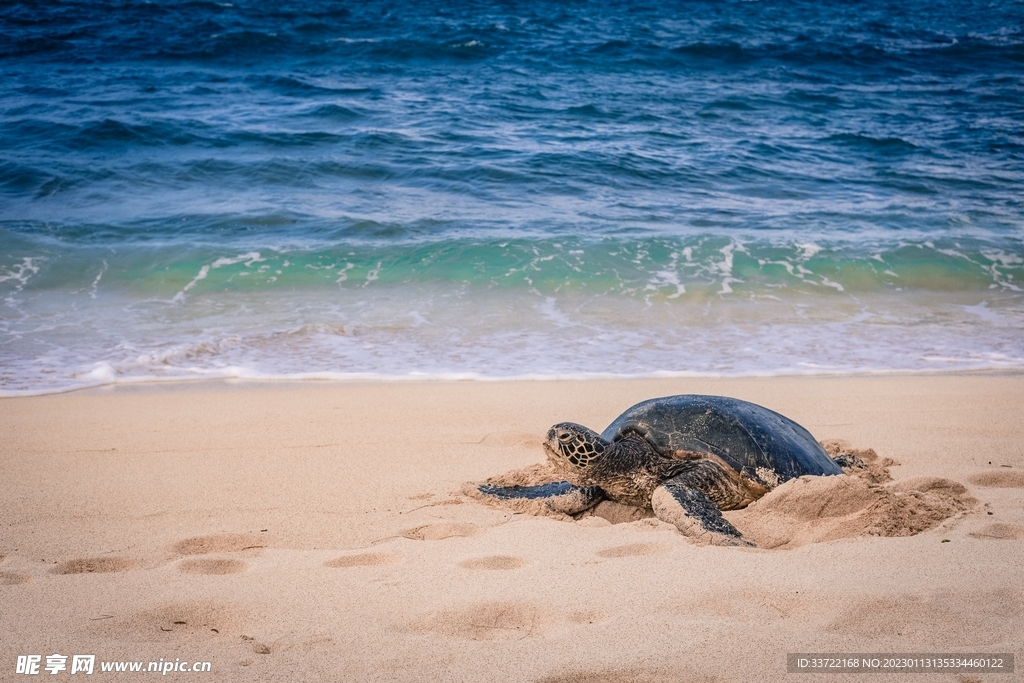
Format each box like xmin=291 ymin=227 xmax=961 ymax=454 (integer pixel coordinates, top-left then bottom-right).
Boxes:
xmin=470 ymin=463 xmax=561 ymax=489
xmin=819 ymin=439 xmax=896 ymax=483
xmin=728 ymin=475 xmax=977 ymax=549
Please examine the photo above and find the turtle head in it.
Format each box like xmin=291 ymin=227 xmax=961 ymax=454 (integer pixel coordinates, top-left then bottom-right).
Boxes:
xmin=544 ymin=422 xmax=610 ymax=470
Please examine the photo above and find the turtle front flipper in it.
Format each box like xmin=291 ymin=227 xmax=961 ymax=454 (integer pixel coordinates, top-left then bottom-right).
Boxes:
xmin=475 ymin=481 xmax=604 ymax=515
xmin=651 ymin=477 xmax=753 ymax=547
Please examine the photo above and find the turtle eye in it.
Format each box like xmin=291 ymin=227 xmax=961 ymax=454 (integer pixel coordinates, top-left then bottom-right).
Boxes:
xmin=558 ymin=432 xmax=572 ymax=442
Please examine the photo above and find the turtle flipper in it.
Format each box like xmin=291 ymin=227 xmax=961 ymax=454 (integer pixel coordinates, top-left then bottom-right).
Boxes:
xmin=833 ymin=453 xmax=865 ymax=470
xmin=651 ymin=478 xmax=753 ymax=547
xmin=659 ymin=457 xmax=765 ymax=510
xmin=475 ymin=481 xmax=604 ymax=515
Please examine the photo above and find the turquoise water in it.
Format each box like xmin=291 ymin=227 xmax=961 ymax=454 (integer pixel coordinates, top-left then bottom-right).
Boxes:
xmin=2 ymin=0 xmax=1023 ymax=393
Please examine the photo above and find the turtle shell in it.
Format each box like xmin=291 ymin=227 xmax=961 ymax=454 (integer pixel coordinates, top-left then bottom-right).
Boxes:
xmin=600 ymin=395 xmax=841 ymax=484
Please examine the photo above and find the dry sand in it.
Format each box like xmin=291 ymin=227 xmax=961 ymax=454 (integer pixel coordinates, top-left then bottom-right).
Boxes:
xmin=1 ymin=374 xmax=1022 ymax=682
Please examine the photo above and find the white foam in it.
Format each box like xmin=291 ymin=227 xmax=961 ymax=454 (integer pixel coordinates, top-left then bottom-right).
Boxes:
xmin=0 ymin=256 xmax=41 ymax=286
xmin=536 ymin=297 xmax=570 ymax=327
xmin=334 ymin=262 xmax=355 ymax=283
xmin=979 ymin=249 xmax=1023 ymax=291
xmin=714 ymin=242 xmax=744 ymax=294
xmin=77 ymin=361 xmax=118 ymax=383
xmin=818 ymin=276 xmax=845 ymax=292
xmin=89 ymin=260 xmax=108 ymax=299
xmin=173 ymin=252 xmax=264 ymax=303
xmin=644 ymin=250 xmax=686 ymax=299
xmin=796 ymin=242 xmax=822 ymax=259
xmin=1 ymin=256 xmax=42 ymax=307
xmin=172 ymin=264 xmax=211 ymax=302
xmin=363 ymin=261 xmax=382 ymax=286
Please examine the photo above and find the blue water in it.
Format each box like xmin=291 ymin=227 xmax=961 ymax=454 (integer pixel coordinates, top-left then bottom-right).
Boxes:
xmin=2 ymin=0 xmax=1023 ymax=394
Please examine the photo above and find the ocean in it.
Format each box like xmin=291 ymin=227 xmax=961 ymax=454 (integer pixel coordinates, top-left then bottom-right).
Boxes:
xmin=2 ymin=0 xmax=1023 ymax=395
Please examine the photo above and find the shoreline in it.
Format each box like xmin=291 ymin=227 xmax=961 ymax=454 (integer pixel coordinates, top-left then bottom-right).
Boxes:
xmin=2 ymin=374 xmax=1022 ymax=681
xmin=4 ymin=364 xmax=1024 ymax=400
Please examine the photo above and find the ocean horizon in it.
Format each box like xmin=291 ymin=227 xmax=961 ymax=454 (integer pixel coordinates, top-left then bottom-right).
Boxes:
xmin=2 ymin=0 xmax=1023 ymax=395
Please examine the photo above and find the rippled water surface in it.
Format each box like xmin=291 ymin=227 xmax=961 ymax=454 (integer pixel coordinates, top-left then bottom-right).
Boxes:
xmin=2 ymin=0 xmax=1023 ymax=393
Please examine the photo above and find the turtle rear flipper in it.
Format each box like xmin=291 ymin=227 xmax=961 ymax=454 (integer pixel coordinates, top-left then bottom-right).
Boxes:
xmin=652 ymin=478 xmax=753 ymax=547
xmin=475 ymin=481 xmax=604 ymax=515
xmin=833 ymin=453 xmax=866 ymax=470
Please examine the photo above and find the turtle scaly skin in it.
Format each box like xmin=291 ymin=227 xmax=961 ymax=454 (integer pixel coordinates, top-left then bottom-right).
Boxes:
xmin=547 ymin=424 xmax=668 ymax=507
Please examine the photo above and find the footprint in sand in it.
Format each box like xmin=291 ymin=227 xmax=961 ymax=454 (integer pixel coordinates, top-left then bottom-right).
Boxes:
xmin=596 ymin=542 xmax=671 ymax=558
xmin=458 ymin=555 xmax=528 ymax=570
xmin=178 ymin=558 xmax=247 ymax=575
xmin=566 ymin=609 xmax=606 ymax=625
xmin=401 ymin=523 xmax=479 ymax=541
xmin=826 ymin=594 xmax=1013 ymax=645
xmin=968 ymin=471 xmax=1024 ymax=488
xmin=325 ymin=553 xmax=402 ymax=568
xmin=1 ymin=571 xmax=32 ymax=585
xmin=173 ymin=534 xmax=267 ymax=555
xmin=92 ymin=601 xmax=245 ymax=639
xmin=52 ymin=557 xmax=138 ymax=574
xmin=969 ymin=523 xmax=1024 ymax=540
xmin=404 ymin=601 xmax=549 ymax=641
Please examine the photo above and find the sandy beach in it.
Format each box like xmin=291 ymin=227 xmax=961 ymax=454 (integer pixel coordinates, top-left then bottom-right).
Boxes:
xmin=1 ymin=374 xmax=1022 ymax=682
xmin=5 ymin=2 xmax=1023 ymax=681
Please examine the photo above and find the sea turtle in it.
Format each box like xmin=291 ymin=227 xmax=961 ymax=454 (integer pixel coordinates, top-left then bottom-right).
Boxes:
xmin=476 ymin=395 xmax=844 ymax=545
